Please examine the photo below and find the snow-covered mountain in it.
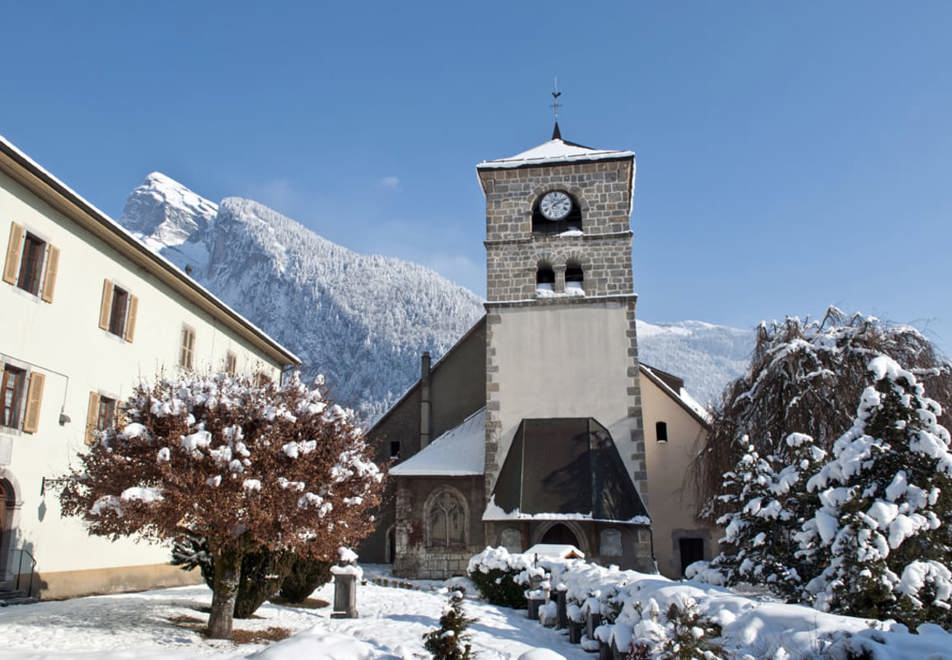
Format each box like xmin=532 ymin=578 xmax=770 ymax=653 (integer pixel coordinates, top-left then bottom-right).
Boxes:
xmin=120 ymin=173 xmax=484 ymax=422
xmin=636 ymin=319 xmax=753 ymax=406
xmin=118 ymin=173 xmax=752 ymax=419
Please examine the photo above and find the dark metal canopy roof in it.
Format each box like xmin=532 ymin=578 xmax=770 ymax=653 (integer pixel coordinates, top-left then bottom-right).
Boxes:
xmin=490 ymin=418 xmax=649 ymax=523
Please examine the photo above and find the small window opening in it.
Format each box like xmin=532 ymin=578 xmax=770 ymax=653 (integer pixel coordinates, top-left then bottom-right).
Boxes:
xmin=17 ymin=233 xmax=46 ymax=295
xmin=1 ymin=365 xmax=27 ymax=429
xmin=656 ymin=421 xmax=668 ymax=443
xmin=108 ymin=286 xmax=130 ymax=337
xmin=535 ymin=264 xmax=555 ymax=295
xmin=390 ymin=441 xmax=401 ymax=459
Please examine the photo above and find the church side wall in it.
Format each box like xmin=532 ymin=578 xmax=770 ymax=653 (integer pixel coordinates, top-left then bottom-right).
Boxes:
xmin=641 ymin=376 xmax=716 ymax=578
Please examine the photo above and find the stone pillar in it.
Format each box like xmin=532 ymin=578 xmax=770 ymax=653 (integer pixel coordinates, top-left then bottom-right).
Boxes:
xmin=555 ymin=265 xmax=566 ymax=294
xmin=331 ymin=572 xmax=358 ymax=618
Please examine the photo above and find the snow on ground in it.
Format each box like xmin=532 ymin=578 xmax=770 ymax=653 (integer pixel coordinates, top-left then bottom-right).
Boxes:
xmin=0 ymin=570 xmax=583 ymax=659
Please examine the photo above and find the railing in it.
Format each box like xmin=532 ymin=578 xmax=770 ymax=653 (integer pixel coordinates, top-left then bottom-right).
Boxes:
xmin=13 ymin=547 xmax=36 ymax=598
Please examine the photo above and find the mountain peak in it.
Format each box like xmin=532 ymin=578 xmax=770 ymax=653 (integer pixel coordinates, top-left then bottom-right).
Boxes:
xmin=120 ymin=172 xmax=218 ymax=250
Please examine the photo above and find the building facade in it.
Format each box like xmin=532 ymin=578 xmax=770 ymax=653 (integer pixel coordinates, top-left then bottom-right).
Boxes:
xmin=362 ymin=127 xmax=716 ymax=579
xmin=0 ymin=137 xmax=299 ymax=599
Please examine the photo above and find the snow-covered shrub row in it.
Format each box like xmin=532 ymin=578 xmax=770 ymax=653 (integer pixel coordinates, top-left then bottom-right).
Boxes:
xmin=466 ymin=547 xmax=544 ymax=609
xmin=469 ymin=547 xmax=952 ymax=658
xmin=698 ymin=353 xmax=952 ymax=628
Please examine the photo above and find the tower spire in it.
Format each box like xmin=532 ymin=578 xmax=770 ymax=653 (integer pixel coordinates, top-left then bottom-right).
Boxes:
xmin=550 ymin=76 xmax=562 ymax=140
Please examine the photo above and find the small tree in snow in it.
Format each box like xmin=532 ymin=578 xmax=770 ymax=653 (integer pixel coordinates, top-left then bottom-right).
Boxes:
xmin=802 ymin=356 xmax=952 ymax=627
xmin=60 ymin=372 xmax=384 ymax=639
xmin=423 ymin=588 xmax=474 ymax=660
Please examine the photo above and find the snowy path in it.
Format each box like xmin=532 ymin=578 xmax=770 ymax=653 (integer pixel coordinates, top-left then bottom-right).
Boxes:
xmin=0 ymin=578 xmax=584 ymax=659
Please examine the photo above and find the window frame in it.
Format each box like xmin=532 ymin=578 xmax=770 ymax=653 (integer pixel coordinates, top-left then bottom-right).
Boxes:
xmin=96 ymin=395 xmax=118 ymax=434
xmin=107 ymin=285 xmax=130 ymax=337
xmin=224 ymin=351 xmax=238 ymax=375
xmin=656 ymin=421 xmax=669 ymax=443
xmin=0 ymin=364 xmax=27 ymax=430
xmin=16 ymin=232 xmax=47 ymax=296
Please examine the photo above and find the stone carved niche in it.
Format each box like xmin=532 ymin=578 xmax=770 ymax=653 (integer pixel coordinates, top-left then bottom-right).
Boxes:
xmin=600 ymin=528 xmax=623 ymax=557
xmin=425 ymin=489 xmax=467 ymax=548
xmin=500 ymin=527 xmax=523 ymax=553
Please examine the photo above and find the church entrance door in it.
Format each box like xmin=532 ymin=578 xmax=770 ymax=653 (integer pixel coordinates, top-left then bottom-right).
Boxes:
xmin=540 ymin=523 xmax=580 ymax=548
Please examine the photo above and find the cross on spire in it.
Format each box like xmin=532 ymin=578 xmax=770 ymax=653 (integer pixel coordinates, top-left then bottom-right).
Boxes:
xmin=550 ymin=76 xmax=562 ymax=140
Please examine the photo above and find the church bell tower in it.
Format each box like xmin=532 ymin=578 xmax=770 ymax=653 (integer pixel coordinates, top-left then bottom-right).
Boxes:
xmin=476 ymin=123 xmax=651 ymax=567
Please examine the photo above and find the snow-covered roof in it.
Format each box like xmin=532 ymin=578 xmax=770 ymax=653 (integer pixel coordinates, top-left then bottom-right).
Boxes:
xmin=389 ymin=408 xmax=486 ymax=477
xmin=0 ymin=134 xmax=300 ymax=367
xmin=477 ymin=138 xmax=633 ymax=170
xmin=522 ymin=544 xmax=585 ymax=560
xmin=640 ymin=364 xmax=712 ymax=426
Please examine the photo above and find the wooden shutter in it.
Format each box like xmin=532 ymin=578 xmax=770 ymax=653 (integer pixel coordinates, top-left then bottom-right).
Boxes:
xmin=40 ymin=245 xmax=60 ymax=303
xmin=98 ymin=279 xmax=113 ymax=330
xmin=21 ymin=372 xmax=45 ymax=433
xmin=123 ymin=294 xmax=138 ymax=342
xmin=2 ymin=223 xmax=24 ymax=285
xmin=85 ymin=391 xmax=100 ymax=446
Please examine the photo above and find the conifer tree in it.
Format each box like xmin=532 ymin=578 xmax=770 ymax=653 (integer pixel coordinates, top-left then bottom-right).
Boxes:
xmin=802 ymin=356 xmax=952 ymax=627
xmin=423 ymin=589 xmax=474 ymax=660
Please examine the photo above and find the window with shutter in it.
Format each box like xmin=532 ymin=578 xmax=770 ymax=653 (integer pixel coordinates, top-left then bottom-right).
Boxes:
xmin=0 ymin=365 xmax=26 ymax=429
xmin=98 ymin=280 xmax=113 ymax=331
xmin=40 ymin=244 xmax=59 ymax=303
xmin=123 ymin=294 xmax=138 ymax=342
xmin=2 ymin=223 xmax=24 ymax=285
xmin=21 ymin=372 xmax=45 ymax=433
xmin=85 ymin=391 xmax=100 ymax=446
xmin=96 ymin=396 xmax=117 ymax=433
xmin=180 ymin=325 xmax=195 ymax=369
xmin=225 ymin=351 xmax=237 ymax=375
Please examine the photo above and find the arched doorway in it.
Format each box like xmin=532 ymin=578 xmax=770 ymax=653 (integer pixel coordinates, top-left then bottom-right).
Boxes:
xmin=540 ymin=523 xmax=581 ymax=548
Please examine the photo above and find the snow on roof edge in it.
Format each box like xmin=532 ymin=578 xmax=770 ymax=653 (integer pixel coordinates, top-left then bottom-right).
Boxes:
xmin=0 ymin=134 xmax=300 ymax=366
xmin=640 ymin=364 xmax=712 ymax=426
xmin=389 ymin=407 xmax=486 ymax=477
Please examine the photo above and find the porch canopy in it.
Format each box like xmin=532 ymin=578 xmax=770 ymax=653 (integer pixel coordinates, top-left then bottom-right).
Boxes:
xmin=486 ymin=418 xmax=649 ymax=523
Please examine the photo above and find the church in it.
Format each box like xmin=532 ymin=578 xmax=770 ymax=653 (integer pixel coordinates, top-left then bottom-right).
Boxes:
xmin=360 ymin=124 xmax=715 ymax=580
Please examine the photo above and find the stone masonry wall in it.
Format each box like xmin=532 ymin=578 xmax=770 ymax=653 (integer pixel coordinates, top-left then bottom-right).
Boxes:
xmin=478 ymin=157 xmax=635 ymax=302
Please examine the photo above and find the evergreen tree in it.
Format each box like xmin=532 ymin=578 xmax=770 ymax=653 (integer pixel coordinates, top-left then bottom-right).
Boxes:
xmin=802 ymin=356 xmax=952 ymax=627
xmin=423 ymin=589 xmax=474 ymax=660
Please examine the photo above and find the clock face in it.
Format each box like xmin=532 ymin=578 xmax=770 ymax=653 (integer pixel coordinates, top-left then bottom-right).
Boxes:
xmin=539 ymin=191 xmax=572 ymax=221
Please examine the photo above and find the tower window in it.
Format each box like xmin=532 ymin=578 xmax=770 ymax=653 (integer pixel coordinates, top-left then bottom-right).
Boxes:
xmin=535 ymin=264 xmax=555 ymax=295
xmin=532 ymin=191 xmax=582 ymax=235
xmin=565 ymin=263 xmax=584 ymax=295
xmin=656 ymin=421 xmax=668 ymax=443
xmin=390 ymin=440 xmax=401 ymax=459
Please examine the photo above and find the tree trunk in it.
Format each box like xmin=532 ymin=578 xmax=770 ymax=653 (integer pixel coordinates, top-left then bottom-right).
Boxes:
xmin=207 ymin=545 xmax=243 ymax=639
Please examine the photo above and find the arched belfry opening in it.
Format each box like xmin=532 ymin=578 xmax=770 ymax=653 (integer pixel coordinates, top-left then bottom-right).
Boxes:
xmin=532 ymin=190 xmax=582 ymax=235
xmin=535 ymin=262 xmax=555 ymax=294
xmin=565 ymin=261 xmax=584 ymax=294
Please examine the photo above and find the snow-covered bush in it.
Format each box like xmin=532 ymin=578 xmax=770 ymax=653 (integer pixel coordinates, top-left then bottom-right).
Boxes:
xmin=801 ymin=356 xmax=952 ymax=627
xmin=60 ymin=372 xmax=384 ymax=639
xmin=423 ymin=588 xmax=474 ymax=660
xmin=699 ymin=308 xmax=952 ymax=518
xmin=467 ymin=546 xmax=540 ymax=609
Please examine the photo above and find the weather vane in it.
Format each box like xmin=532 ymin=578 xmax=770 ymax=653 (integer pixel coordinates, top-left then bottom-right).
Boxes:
xmin=550 ymin=76 xmax=562 ymax=122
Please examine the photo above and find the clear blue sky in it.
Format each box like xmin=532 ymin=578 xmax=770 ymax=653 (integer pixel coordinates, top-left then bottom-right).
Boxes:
xmin=2 ymin=1 xmax=950 ymax=353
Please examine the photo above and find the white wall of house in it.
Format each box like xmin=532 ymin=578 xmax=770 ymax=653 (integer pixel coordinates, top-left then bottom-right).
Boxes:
xmin=640 ymin=374 xmax=714 ymax=578
xmin=0 ymin=167 xmax=289 ymax=597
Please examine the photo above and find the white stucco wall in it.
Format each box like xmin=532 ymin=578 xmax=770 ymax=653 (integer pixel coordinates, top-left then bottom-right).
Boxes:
xmin=641 ymin=374 xmax=714 ymax=578
xmin=490 ymin=301 xmax=639 ymax=489
xmin=0 ymin=169 xmax=285 ymax=579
